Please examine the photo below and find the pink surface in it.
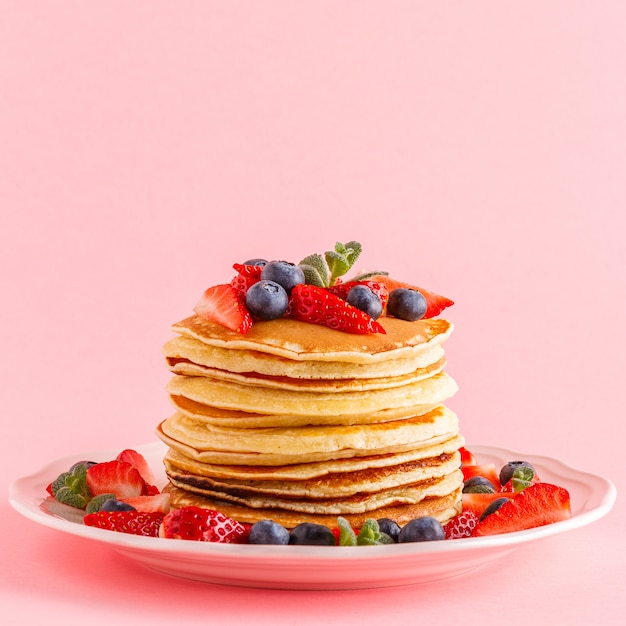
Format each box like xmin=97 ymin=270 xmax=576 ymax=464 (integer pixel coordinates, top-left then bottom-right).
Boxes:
xmin=1 ymin=1 xmax=624 ymax=624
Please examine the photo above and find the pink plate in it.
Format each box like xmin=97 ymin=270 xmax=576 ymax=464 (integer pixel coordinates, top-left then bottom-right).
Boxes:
xmin=9 ymin=441 xmax=616 ymax=590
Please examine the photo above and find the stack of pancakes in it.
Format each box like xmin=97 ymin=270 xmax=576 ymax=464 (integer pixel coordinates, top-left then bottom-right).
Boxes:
xmin=156 ymin=314 xmax=464 ymax=528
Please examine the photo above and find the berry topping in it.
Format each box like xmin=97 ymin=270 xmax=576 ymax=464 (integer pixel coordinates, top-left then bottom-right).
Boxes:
xmin=86 ymin=460 xmax=148 ymax=499
xmin=479 ymin=496 xmax=511 ymax=521
xmin=241 ymin=258 xmax=268 ymax=268
xmin=119 ymin=493 xmax=171 ymax=514
xmin=193 ymin=284 xmax=254 ymax=333
xmin=463 ymin=476 xmax=497 ymax=494
xmin=472 ymin=483 xmax=571 ymax=537
xmin=398 ymin=516 xmax=445 ymax=543
xmin=159 ymin=506 xmax=248 ymax=543
xmin=360 ymin=274 xmax=454 ymax=319
xmin=100 ymin=498 xmax=137 ymax=512
xmin=115 ymin=449 xmax=157 ymax=487
xmin=260 ymin=260 xmax=305 ymax=294
xmin=461 ymin=463 xmax=501 ymax=489
xmin=346 ymin=284 xmax=383 ymax=320
xmin=444 ymin=511 xmax=479 ymax=539
xmin=289 ymin=284 xmax=386 ymax=334
xmin=387 ymin=288 xmax=427 ymax=321
xmin=289 ymin=522 xmax=337 ymax=546
xmin=376 ymin=518 xmax=401 ymax=543
xmin=499 ymin=461 xmax=538 ymax=492
xmin=84 ymin=511 xmax=164 ymax=537
xmin=245 ymin=280 xmax=289 ymax=320
xmin=248 ymin=520 xmax=290 ymax=545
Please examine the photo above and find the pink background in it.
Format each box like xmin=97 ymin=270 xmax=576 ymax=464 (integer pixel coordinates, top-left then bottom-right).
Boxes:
xmin=1 ymin=1 xmax=624 ymax=624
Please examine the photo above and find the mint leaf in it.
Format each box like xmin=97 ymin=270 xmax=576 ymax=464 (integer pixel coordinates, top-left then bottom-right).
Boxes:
xmin=326 ymin=241 xmax=363 ymax=285
xmin=511 ymin=466 xmax=536 ymax=492
xmin=356 ymin=519 xmax=394 ymax=545
xmin=85 ymin=493 xmax=116 ymax=514
xmin=299 ymin=253 xmax=329 ymax=287
xmin=51 ymin=464 xmax=92 ymax=510
xmin=352 ymin=270 xmax=388 ymax=281
xmin=337 ymin=517 xmax=357 ymax=546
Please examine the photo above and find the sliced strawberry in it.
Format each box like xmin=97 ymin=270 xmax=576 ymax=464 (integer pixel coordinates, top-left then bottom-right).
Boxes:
xmin=116 ymin=449 xmax=157 ymax=487
xmin=367 ymin=275 xmax=453 ymax=318
xmin=288 ymin=284 xmax=386 ymax=335
xmin=159 ymin=506 xmax=249 ymax=543
xmin=461 ymin=463 xmax=500 ymax=489
xmin=444 ymin=511 xmax=479 ymax=539
xmin=327 ymin=281 xmax=389 ymax=309
xmin=233 ymin=263 xmax=264 ymax=279
xmin=459 ymin=446 xmax=477 ymax=466
xmin=119 ymin=493 xmax=171 ymax=514
xmin=84 ymin=511 xmax=164 ymax=537
xmin=86 ymin=460 xmax=148 ymax=499
xmin=193 ymin=284 xmax=253 ymax=333
xmin=472 ymin=483 xmax=571 ymax=537
xmin=462 ymin=493 xmax=513 ymax=518
xmin=229 ymin=273 xmax=259 ymax=297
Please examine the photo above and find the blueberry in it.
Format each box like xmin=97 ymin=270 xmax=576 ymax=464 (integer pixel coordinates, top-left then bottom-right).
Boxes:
xmin=346 ymin=285 xmax=383 ymax=320
xmin=69 ymin=460 xmax=97 ymax=472
xmin=248 ymin=520 xmax=290 ymax=545
xmin=499 ymin=461 xmax=536 ymax=486
xmin=243 ymin=258 xmax=268 ymax=267
xmin=100 ymin=498 xmax=136 ymax=512
xmin=479 ymin=497 xmax=510 ymax=521
xmin=289 ymin=522 xmax=336 ymax=546
xmin=377 ymin=518 xmax=401 ymax=543
xmin=387 ymin=288 xmax=427 ymax=321
xmin=398 ymin=516 xmax=445 ymax=543
xmin=261 ymin=261 xmax=305 ymax=294
xmin=462 ymin=476 xmax=496 ymax=494
xmin=245 ymin=280 xmax=289 ymax=320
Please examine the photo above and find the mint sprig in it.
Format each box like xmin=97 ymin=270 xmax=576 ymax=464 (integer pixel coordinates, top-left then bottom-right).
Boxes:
xmin=299 ymin=240 xmax=364 ymax=287
xmin=50 ymin=463 xmax=93 ymax=509
xmin=337 ymin=517 xmax=394 ymax=546
xmin=511 ymin=466 xmax=536 ymax=492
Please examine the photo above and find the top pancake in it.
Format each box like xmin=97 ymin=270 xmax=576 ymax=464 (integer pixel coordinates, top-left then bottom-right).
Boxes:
xmin=171 ymin=315 xmax=453 ymax=364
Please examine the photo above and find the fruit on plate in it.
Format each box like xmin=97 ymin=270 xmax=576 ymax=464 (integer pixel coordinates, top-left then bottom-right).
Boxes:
xmin=159 ymin=506 xmax=249 ymax=543
xmin=472 ymin=483 xmax=572 ymax=536
xmin=84 ymin=511 xmax=165 ymax=537
xmin=193 ymin=284 xmax=253 ymax=333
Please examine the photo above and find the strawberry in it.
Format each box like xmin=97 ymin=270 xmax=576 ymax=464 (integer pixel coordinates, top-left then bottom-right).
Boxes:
xmin=119 ymin=493 xmax=171 ymax=514
xmin=461 ymin=463 xmax=500 ymax=489
xmin=193 ymin=284 xmax=253 ymax=333
xmin=159 ymin=506 xmax=249 ymax=543
xmin=444 ymin=511 xmax=479 ymax=539
xmin=459 ymin=446 xmax=477 ymax=466
xmin=462 ymin=493 xmax=512 ymax=518
xmin=366 ymin=275 xmax=453 ymax=318
xmin=288 ymin=284 xmax=386 ymax=335
xmin=471 ymin=483 xmax=571 ymax=537
xmin=229 ymin=273 xmax=258 ymax=297
xmin=233 ymin=263 xmax=264 ymax=279
xmin=115 ymin=449 xmax=157 ymax=487
xmin=327 ymin=281 xmax=389 ymax=309
xmin=86 ymin=460 xmax=148 ymax=499
xmin=84 ymin=511 xmax=164 ymax=537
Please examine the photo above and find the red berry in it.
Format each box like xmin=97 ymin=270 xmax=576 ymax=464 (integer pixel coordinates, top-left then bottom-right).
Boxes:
xmin=232 ymin=263 xmax=264 ymax=279
xmin=471 ymin=483 xmax=571 ymax=537
xmin=461 ymin=463 xmax=500 ymax=489
xmin=462 ymin=493 xmax=512 ymax=518
xmin=288 ymin=284 xmax=386 ymax=335
xmin=159 ymin=506 xmax=249 ymax=543
xmin=86 ymin=460 xmax=148 ymax=499
xmin=193 ymin=284 xmax=253 ymax=333
xmin=84 ymin=511 xmax=164 ymax=537
xmin=366 ymin=275 xmax=453 ymax=318
xmin=459 ymin=446 xmax=477 ymax=466
xmin=116 ymin=449 xmax=157 ymax=487
xmin=327 ymin=281 xmax=389 ymax=309
xmin=119 ymin=493 xmax=171 ymax=514
xmin=444 ymin=511 xmax=479 ymax=539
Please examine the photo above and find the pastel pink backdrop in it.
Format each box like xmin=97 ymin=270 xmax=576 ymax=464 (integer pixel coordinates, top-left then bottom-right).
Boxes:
xmin=1 ymin=2 xmax=624 ymax=625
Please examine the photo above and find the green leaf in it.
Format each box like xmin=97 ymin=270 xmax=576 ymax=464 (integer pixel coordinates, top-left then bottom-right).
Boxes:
xmin=337 ymin=517 xmax=357 ymax=546
xmin=355 ymin=519 xmax=394 ymax=546
xmin=85 ymin=493 xmax=116 ymax=514
xmin=299 ymin=253 xmax=329 ymax=287
xmin=50 ymin=464 xmax=92 ymax=510
xmin=351 ymin=270 xmax=388 ymax=281
xmin=511 ymin=466 xmax=536 ymax=492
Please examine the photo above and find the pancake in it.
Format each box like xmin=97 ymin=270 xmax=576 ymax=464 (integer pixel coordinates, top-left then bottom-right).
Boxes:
xmin=157 ymin=305 xmax=464 ymax=531
xmin=163 ymin=483 xmax=463 ymax=528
